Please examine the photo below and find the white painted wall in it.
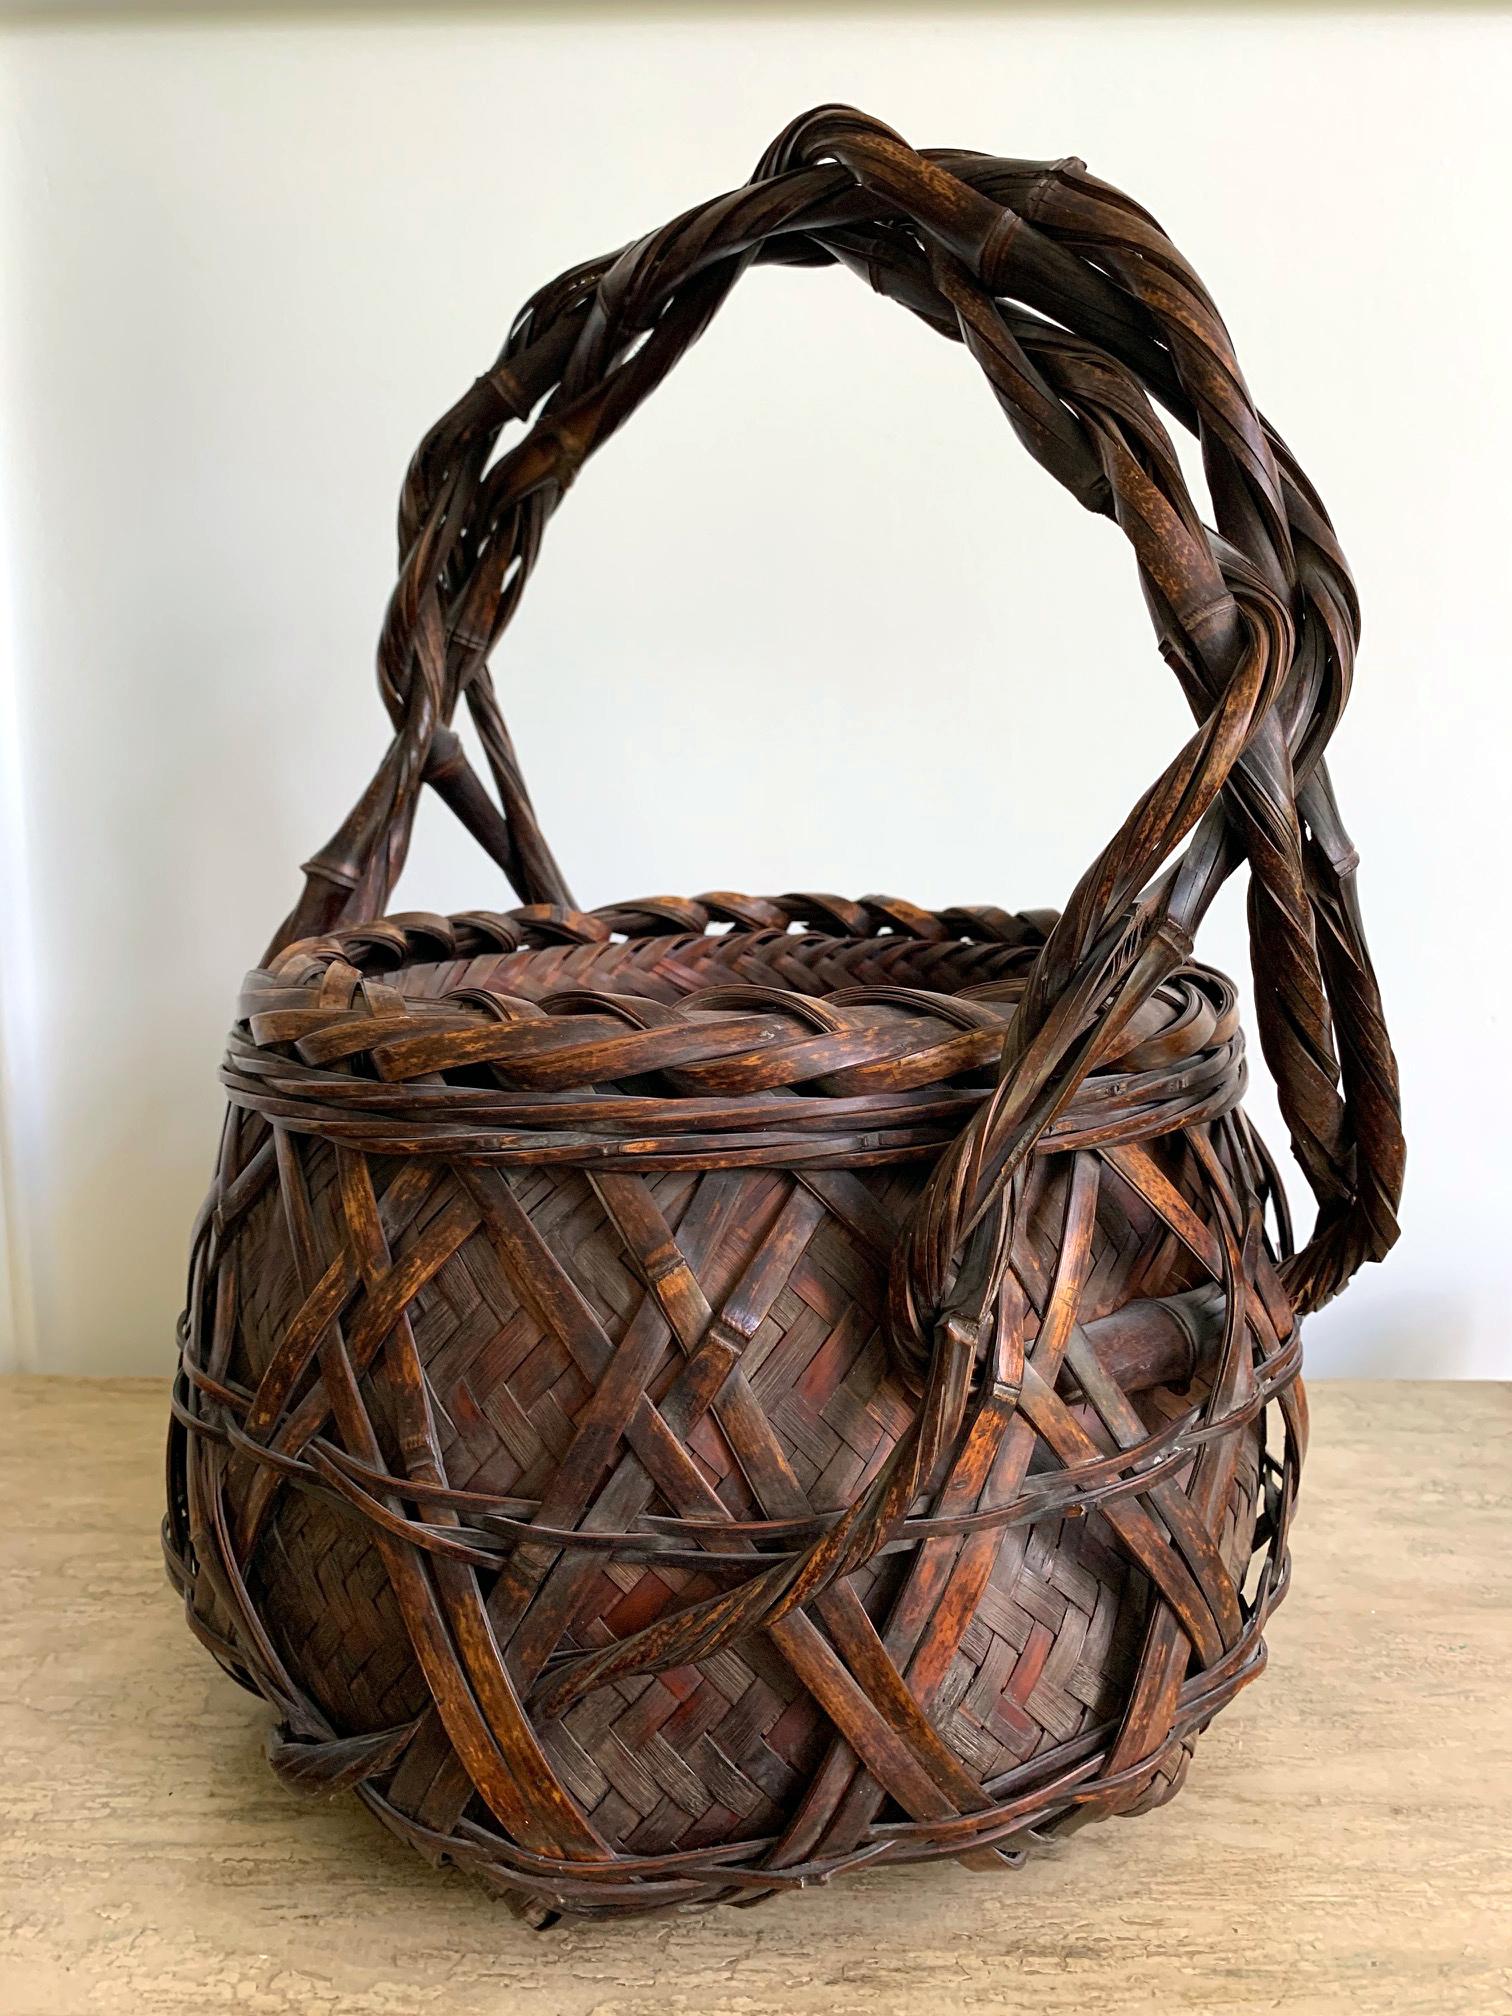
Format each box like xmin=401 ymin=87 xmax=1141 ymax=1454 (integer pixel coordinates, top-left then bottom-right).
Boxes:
xmin=1 ymin=8 xmax=1507 ymax=1376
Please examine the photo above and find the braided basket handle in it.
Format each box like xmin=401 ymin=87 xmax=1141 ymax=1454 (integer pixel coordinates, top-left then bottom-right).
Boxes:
xmin=272 ymin=106 xmax=1402 ymax=1339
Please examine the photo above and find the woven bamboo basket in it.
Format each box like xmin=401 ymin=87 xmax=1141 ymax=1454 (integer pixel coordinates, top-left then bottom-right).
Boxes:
xmin=165 ymin=108 xmax=1404 ymax=1923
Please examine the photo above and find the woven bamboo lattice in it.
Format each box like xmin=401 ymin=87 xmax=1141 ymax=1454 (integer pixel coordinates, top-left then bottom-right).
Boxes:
xmin=165 ymin=108 xmax=1404 ymax=1923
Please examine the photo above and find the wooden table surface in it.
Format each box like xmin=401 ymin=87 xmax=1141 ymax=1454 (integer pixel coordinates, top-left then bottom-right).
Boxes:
xmin=2 ymin=1377 xmax=1508 ymax=2015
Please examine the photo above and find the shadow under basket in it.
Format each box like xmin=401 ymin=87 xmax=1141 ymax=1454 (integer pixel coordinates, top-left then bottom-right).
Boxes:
xmin=165 ymin=108 xmax=1403 ymax=1924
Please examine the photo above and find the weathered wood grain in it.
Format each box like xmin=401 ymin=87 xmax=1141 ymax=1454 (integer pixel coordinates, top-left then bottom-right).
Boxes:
xmin=4 ymin=1376 xmax=1507 ymax=2014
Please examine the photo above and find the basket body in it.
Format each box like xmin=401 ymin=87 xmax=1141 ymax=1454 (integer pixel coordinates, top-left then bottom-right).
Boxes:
xmin=168 ymin=901 xmax=1293 ymax=1917
xmin=166 ymin=107 xmax=1402 ymax=1923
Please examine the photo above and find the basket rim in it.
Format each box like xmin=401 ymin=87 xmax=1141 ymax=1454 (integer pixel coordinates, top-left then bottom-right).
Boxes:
xmin=267 ymin=889 xmax=1060 ymax=974
xmin=223 ymin=890 xmax=1247 ymax=1171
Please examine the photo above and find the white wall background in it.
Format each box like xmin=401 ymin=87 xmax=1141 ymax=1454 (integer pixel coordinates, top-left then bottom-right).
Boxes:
xmin=1 ymin=6 xmax=1507 ymax=1377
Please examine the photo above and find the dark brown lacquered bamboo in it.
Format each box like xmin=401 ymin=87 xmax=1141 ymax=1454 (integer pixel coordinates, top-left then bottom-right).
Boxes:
xmin=164 ymin=108 xmax=1404 ymax=1924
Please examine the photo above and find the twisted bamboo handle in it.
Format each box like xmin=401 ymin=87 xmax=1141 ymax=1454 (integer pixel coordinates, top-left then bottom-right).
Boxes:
xmin=271 ymin=106 xmax=1402 ymax=1357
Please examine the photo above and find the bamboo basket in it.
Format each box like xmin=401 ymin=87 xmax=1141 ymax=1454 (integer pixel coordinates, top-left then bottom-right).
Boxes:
xmin=165 ymin=107 xmax=1404 ymax=1923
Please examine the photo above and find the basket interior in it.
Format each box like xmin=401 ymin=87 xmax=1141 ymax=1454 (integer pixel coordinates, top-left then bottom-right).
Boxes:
xmin=285 ymin=912 xmax=1236 ymax=1086
xmin=379 ymin=924 xmax=1038 ymax=1011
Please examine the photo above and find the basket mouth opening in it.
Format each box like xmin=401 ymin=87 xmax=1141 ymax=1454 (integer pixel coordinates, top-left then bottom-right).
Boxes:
xmin=248 ymin=899 xmax=1242 ymax=1112
xmin=268 ymin=893 xmax=1055 ymax=1003
xmin=230 ymin=898 xmax=1246 ymax=1170
xmin=388 ymin=926 xmax=1039 ymax=1012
